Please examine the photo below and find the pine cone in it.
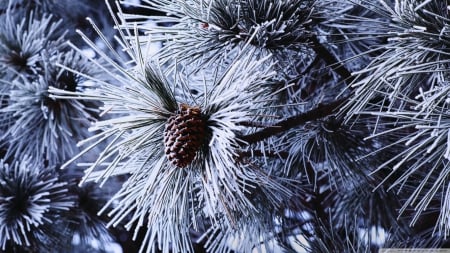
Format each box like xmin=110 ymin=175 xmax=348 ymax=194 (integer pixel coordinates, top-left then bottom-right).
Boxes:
xmin=164 ymin=103 xmax=206 ymax=168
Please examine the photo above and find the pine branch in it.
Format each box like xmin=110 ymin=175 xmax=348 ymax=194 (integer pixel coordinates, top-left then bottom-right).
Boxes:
xmin=240 ymin=97 xmax=347 ymax=144
xmin=308 ymin=35 xmax=355 ymax=84
xmin=238 ymin=150 xmax=289 ymax=159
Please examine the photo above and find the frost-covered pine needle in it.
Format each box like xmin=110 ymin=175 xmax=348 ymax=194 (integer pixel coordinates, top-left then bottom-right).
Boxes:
xmin=0 ymin=11 xmax=65 ymax=81
xmin=120 ymin=0 xmax=317 ymax=67
xmin=0 ymin=157 xmax=73 ymax=251
xmin=49 ymin=2 xmax=296 ymax=252
xmin=1 ymin=49 xmax=102 ymax=166
xmin=343 ymin=0 xmax=450 ymax=119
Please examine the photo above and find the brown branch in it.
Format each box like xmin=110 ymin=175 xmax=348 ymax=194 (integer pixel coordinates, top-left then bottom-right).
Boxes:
xmin=308 ymin=35 xmax=355 ymax=85
xmin=237 ymin=33 xmax=354 ymax=146
xmin=238 ymin=150 xmax=289 ymax=159
xmin=239 ymin=98 xmax=347 ymax=144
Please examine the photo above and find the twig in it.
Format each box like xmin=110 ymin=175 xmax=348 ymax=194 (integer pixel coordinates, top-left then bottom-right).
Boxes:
xmin=238 ymin=150 xmax=289 ymax=159
xmin=308 ymin=35 xmax=355 ymax=85
xmin=239 ymin=98 xmax=347 ymax=144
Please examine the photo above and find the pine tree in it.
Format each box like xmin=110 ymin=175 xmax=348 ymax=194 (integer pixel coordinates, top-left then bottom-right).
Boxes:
xmin=2 ymin=0 xmax=450 ymax=252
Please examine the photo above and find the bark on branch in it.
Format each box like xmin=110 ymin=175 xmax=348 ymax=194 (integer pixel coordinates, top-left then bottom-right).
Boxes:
xmin=239 ymin=98 xmax=347 ymax=144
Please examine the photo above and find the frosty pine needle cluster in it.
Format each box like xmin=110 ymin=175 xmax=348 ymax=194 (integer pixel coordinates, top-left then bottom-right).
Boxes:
xmin=52 ymin=20 xmax=291 ymax=249
xmin=342 ymin=0 xmax=450 ymax=236
xmin=0 ymin=9 xmax=102 ymax=167
xmin=130 ymin=0 xmax=318 ymax=67
xmin=0 ymin=157 xmax=72 ymax=251
xmin=0 ymin=1 xmax=117 ymax=252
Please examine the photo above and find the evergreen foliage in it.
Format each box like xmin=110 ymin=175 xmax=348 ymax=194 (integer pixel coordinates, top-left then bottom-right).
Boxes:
xmin=2 ymin=0 xmax=450 ymax=252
